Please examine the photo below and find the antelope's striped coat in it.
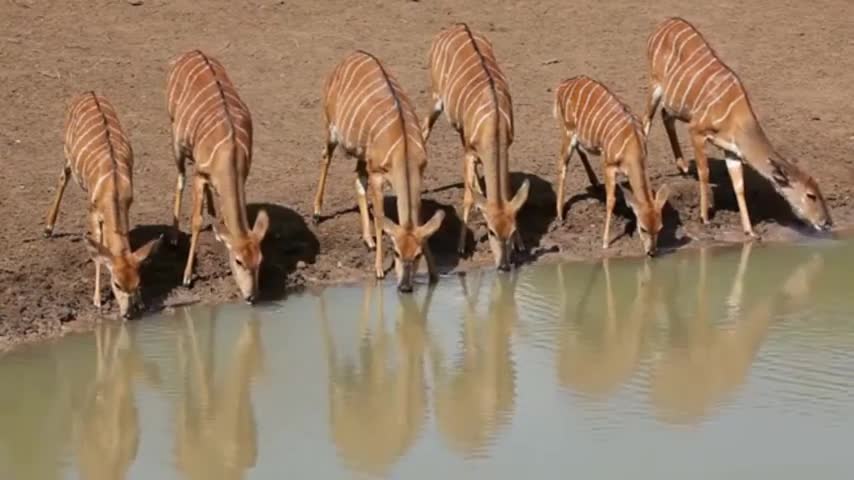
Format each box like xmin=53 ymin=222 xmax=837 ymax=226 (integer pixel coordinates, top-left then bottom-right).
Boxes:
xmin=322 ymin=50 xmax=426 ymax=226
xmin=427 ymin=23 xmax=513 ymax=151
xmin=554 ymin=76 xmax=646 ymax=163
xmin=64 ymin=92 xmax=133 ymax=231
xmin=166 ymin=50 xmax=252 ymax=171
xmin=645 ymin=17 xmax=748 ymax=131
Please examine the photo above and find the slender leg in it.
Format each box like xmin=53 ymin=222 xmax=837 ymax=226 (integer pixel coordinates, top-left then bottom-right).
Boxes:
xmin=642 ymin=84 xmax=663 ymax=136
xmin=171 ymin=141 xmax=187 ymax=245
xmin=182 ymin=178 xmax=206 ymax=287
xmin=577 ymin=149 xmax=600 ymax=190
xmin=313 ymin=138 xmax=338 ymax=223
xmin=555 ymin=134 xmax=574 ymax=221
xmin=421 ymin=96 xmax=443 ymax=141
xmin=44 ymin=164 xmax=71 ymax=237
xmin=424 ymin=244 xmax=439 ymax=283
xmin=663 ymin=110 xmax=689 ymax=175
xmin=92 ymin=216 xmax=104 ymax=308
xmin=458 ymin=150 xmax=478 ymax=254
xmin=370 ymin=174 xmax=386 ymax=279
xmin=725 ymin=151 xmax=757 ymax=238
xmin=690 ymin=130 xmax=712 ymax=224
xmin=602 ymin=165 xmax=617 ymax=249
xmin=355 ymin=174 xmax=375 ymax=250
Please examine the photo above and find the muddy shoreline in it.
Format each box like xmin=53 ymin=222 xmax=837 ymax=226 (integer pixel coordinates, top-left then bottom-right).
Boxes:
xmin=2 ymin=1 xmax=853 ymax=352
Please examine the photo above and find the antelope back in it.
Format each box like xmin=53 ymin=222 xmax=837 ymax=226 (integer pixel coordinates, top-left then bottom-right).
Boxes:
xmin=646 ymin=17 xmax=749 ymax=128
xmin=427 ymin=23 xmax=513 ymax=146
xmin=64 ymin=92 xmax=133 ymax=211
xmin=554 ymin=76 xmax=645 ymax=162
xmin=166 ymin=50 xmax=252 ymax=174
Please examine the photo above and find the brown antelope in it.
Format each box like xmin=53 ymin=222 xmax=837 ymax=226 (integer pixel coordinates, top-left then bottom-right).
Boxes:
xmin=167 ymin=50 xmax=269 ymax=303
xmin=554 ymin=76 xmax=670 ymax=256
xmin=45 ymin=92 xmax=161 ymax=318
xmin=642 ymin=17 xmax=832 ymax=236
xmin=422 ymin=23 xmax=529 ymax=270
xmin=314 ymin=50 xmax=444 ymax=292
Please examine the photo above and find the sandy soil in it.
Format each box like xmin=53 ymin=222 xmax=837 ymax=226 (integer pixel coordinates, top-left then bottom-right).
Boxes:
xmin=2 ymin=0 xmax=853 ymax=351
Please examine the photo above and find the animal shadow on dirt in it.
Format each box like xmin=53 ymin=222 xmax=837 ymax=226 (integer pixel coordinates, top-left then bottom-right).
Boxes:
xmin=248 ymin=203 xmax=320 ymax=300
xmin=508 ymin=172 xmax=558 ymax=262
xmin=130 ymin=224 xmax=186 ymax=312
xmin=381 ymin=196 xmax=463 ymax=274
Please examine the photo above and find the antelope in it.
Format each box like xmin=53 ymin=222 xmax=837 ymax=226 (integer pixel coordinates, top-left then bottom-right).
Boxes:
xmin=167 ymin=50 xmax=269 ymax=303
xmin=314 ymin=50 xmax=444 ymax=292
xmin=45 ymin=92 xmax=161 ymax=318
xmin=642 ymin=17 xmax=832 ymax=237
xmin=554 ymin=76 xmax=670 ymax=256
xmin=422 ymin=23 xmax=529 ymax=270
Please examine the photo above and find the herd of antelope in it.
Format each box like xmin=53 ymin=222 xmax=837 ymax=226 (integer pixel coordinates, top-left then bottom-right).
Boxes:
xmin=43 ymin=17 xmax=834 ymax=318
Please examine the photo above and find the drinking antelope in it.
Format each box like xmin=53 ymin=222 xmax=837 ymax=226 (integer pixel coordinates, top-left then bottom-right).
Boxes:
xmin=554 ymin=76 xmax=670 ymax=256
xmin=642 ymin=17 xmax=832 ymax=236
xmin=45 ymin=92 xmax=161 ymax=318
xmin=167 ymin=50 xmax=269 ymax=303
xmin=314 ymin=50 xmax=444 ymax=292
xmin=422 ymin=23 xmax=529 ymax=271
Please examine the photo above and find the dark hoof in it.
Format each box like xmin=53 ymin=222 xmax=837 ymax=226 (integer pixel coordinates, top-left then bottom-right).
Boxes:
xmin=43 ymin=227 xmax=53 ymax=238
xmin=312 ymin=214 xmax=322 ymax=226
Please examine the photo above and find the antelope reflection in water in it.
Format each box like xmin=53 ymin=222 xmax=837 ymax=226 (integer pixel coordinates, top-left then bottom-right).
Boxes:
xmin=650 ymin=243 xmax=824 ymax=424
xmin=73 ymin=323 xmax=161 ymax=480
xmin=431 ymin=271 xmax=518 ymax=456
xmin=174 ymin=307 xmax=265 ymax=480
xmin=319 ymin=283 xmax=432 ymax=477
xmin=556 ymin=258 xmax=659 ymax=399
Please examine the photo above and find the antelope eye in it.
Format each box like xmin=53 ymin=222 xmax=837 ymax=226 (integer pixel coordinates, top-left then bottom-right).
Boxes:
xmin=393 ymin=250 xmax=401 ymax=259
xmin=235 ymin=258 xmax=245 ymax=268
xmin=488 ymin=228 xmax=497 ymax=237
xmin=806 ymin=192 xmax=817 ymax=201
xmin=639 ymin=226 xmax=649 ymax=234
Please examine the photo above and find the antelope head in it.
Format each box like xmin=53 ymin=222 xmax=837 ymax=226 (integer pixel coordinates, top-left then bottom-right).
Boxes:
xmin=85 ymin=235 xmax=162 ymax=319
xmin=381 ymin=210 xmax=445 ymax=293
xmin=620 ymin=183 xmax=669 ymax=257
xmin=473 ymin=179 xmax=530 ymax=271
xmin=768 ymin=158 xmax=832 ymax=232
xmin=217 ymin=210 xmax=269 ymax=303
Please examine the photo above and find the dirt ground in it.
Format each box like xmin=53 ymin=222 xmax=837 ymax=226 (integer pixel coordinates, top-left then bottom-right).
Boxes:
xmin=2 ymin=0 xmax=853 ymax=351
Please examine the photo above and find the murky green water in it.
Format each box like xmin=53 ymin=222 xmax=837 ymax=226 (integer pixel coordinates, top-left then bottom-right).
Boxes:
xmin=2 ymin=238 xmax=854 ymax=479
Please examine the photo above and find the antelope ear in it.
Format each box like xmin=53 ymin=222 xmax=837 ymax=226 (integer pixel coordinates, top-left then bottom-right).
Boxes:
xmin=769 ymin=158 xmax=790 ymax=187
xmin=252 ymin=209 xmax=270 ymax=240
xmin=619 ymin=183 xmax=639 ymax=213
xmin=509 ymin=178 xmax=530 ymax=212
xmin=380 ymin=216 xmax=401 ymax=237
xmin=654 ymin=184 xmax=670 ymax=211
xmin=132 ymin=235 xmax=163 ymax=266
xmin=417 ymin=210 xmax=446 ymax=239
xmin=85 ymin=235 xmax=114 ymax=267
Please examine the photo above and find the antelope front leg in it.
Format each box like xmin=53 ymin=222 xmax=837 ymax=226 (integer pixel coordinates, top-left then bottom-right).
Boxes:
xmin=602 ymin=165 xmax=617 ymax=249
xmin=171 ymin=141 xmax=187 ymax=246
xmin=92 ymin=216 xmax=104 ymax=308
xmin=424 ymin=244 xmax=439 ymax=284
xmin=182 ymin=178 xmax=206 ymax=287
xmin=370 ymin=174 xmax=386 ymax=279
xmin=354 ymin=174 xmax=376 ymax=250
xmin=663 ymin=110 xmax=689 ymax=175
xmin=642 ymin=84 xmax=663 ymax=136
xmin=555 ymin=134 xmax=574 ymax=221
xmin=44 ymin=164 xmax=71 ymax=237
xmin=458 ymin=150 xmax=478 ymax=255
xmin=313 ymin=139 xmax=337 ymax=224
xmin=690 ymin=130 xmax=712 ymax=224
xmin=724 ymin=151 xmax=757 ymax=238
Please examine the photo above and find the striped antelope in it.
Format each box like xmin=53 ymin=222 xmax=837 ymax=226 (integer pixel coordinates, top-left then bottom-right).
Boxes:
xmin=314 ymin=50 xmax=445 ymax=293
xmin=45 ymin=92 xmax=161 ymax=318
xmin=642 ymin=17 xmax=832 ymax=236
xmin=167 ymin=50 xmax=269 ymax=303
xmin=554 ymin=76 xmax=670 ymax=256
xmin=422 ymin=23 xmax=529 ymax=271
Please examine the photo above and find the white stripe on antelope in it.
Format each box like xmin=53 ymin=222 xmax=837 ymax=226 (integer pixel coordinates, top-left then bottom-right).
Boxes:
xmin=314 ymin=50 xmax=444 ymax=293
xmin=422 ymin=23 xmax=529 ymax=271
xmin=45 ymin=92 xmax=161 ymax=318
xmin=642 ymin=17 xmax=831 ymax=236
xmin=166 ymin=49 xmax=269 ymax=303
xmin=554 ymin=76 xmax=669 ymax=256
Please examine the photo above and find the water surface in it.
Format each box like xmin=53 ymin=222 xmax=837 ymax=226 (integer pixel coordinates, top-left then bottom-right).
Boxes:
xmin=2 ymin=238 xmax=854 ymax=479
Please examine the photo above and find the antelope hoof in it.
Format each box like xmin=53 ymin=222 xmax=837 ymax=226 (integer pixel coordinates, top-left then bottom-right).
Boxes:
xmin=375 ymin=269 xmax=385 ymax=280
xmin=602 ymin=240 xmax=610 ymax=249
xmin=92 ymin=297 xmax=102 ymax=309
xmin=312 ymin=213 xmax=322 ymax=226
xmin=746 ymin=230 xmax=761 ymax=241
xmin=182 ymin=275 xmax=193 ymax=288
xmin=43 ymin=227 xmax=53 ymax=238
xmin=363 ymin=238 xmax=376 ymax=251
